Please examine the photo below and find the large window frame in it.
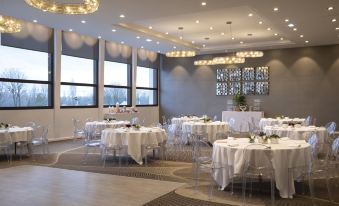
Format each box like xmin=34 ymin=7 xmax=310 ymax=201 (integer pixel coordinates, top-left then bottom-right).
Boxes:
xmin=103 ymin=61 xmax=132 ymax=107
xmin=136 ymin=66 xmax=158 ymax=107
xmin=0 ymin=45 xmax=54 ymax=110
xmin=60 ymin=54 xmax=98 ymax=108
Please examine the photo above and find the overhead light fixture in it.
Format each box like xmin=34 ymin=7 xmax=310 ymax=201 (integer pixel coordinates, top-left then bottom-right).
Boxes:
xmin=305 ymin=40 xmax=309 ymax=43
xmin=81 ymin=20 xmax=86 ymax=24
xmin=0 ymin=15 xmax=22 ymax=33
xmin=328 ymin=6 xmax=334 ymax=11
xmin=136 ymin=36 xmax=140 ymax=39
xmin=273 ymin=7 xmax=279 ymax=11
xmin=236 ymin=51 xmax=264 ymax=58
xmin=165 ymin=27 xmax=196 ymax=58
xmin=119 ymin=14 xmax=125 ymax=18
xmin=267 ymin=27 xmax=271 ymax=31
xmin=69 ymin=28 xmax=73 ymax=32
xmin=293 ymin=28 xmax=297 ymax=31
xmin=209 ymin=26 xmax=213 ymax=30
xmin=146 ymin=38 xmax=152 ymax=42
xmin=240 ymin=41 xmax=244 ymax=44
xmin=98 ymin=35 xmax=101 ymax=39
xmin=288 ymin=23 xmax=295 ymax=28
xmin=196 ymin=20 xmax=200 ymax=24
xmin=280 ymin=37 xmax=284 ymax=40
xmin=112 ymin=29 xmax=116 ymax=32
xmin=259 ymin=21 xmax=263 ymax=24
xmin=336 ymin=27 xmax=339 ymax=30
xmin=248 ymin=13 xmax=253 ymax=17
xmin=156 ymin=41 xmax=160 ymax=44
xmin=332 ymin=18 xmax=337 ymax=22
xmin=121 ymin=41 xmax=124 ymax=44
xmin=33 ymin=19 xmax=38 ymax=23
xmin=24 ymin=0 xmax=100 ymax=15
xmin=201 ymin=2 xmax=207 ymax=6
xmin=213 ymin=56 xmax=245 ymax=64
xmin=285 ymin=19 xmax=289 ymax=22
xmin=148 ymin=26 xmax=153 ymax=29
xmin=300 ymin=34 xmax=304 ymax=38
xmin=274 ymin=33 xmax=278 ymax=36
xmin=194 ymin=60 xmax=216 ymax=66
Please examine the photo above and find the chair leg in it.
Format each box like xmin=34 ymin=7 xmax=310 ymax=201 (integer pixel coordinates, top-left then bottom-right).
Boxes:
xmin=308 ymin=173 xmax=316 ymax=206
xmin=242 ymin=175 xmax=247 ymax=206
xmin=325 ymin=173 xmax=333 ymax=202
xmin=270 ymin=172 xmax=275 ymax=206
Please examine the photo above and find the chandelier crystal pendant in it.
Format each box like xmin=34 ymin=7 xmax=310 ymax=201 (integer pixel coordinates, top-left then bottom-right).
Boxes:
xmin=24 ymin=0 xmax=100 ymax=15
xmin=236 ymin=50 xmax=264 ymax=58
xmin=213 ymin=56 xmax=245 ymax=64
xmin=165 ymin=27 xmax=196 ymax=58
xmin=0 ymin=15 xmax=22 ymax=33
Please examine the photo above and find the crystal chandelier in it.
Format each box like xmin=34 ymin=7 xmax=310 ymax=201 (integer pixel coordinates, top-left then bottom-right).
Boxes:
xmin=24 ymin=0 xmax=100 ymax=15
xmin=194 ymin=59 xmax=216 ymax=66
xmin=165 ymin=27 xmax=196 ymax=58
xmin=236 ymin=50 xmax=264 ymax=58
xmin=213 ymin=56 xmax=245 ymax=64
xmin=0 ymin=15 xmax=22 ymax=33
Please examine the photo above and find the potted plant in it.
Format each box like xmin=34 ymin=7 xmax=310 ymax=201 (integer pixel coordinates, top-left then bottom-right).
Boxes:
xmin=233 ymin=94 xmax=246 ymax=111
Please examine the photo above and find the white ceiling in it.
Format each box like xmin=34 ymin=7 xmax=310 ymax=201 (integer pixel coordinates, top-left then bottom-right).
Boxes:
xmin=0 ymin=0 xmax=338 ymax=54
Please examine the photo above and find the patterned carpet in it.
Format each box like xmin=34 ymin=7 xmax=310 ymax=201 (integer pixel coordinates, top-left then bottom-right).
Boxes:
xmin=0 ymin=140 xmax=338 ymax=206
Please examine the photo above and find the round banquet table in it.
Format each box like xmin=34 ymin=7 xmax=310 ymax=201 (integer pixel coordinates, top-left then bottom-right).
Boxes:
xmin=101 ymin=127 xmax=167 ymax=165
xmin=171 ymin=116 xmax=201 ymax=126
xmin=212 ymin=138 xmax=311 ymax=198
xmin=182 ymin=121 xmax=229 ymax=142
xmin=0 ymin=127 xmax=33 ymax=142
xmin=85 ymin=121 xmax=129 ymax=132
xmin=263 ymin=125 xmax=327 ymax=143
xmin=259 ymin=118 xmax=305 ymax=130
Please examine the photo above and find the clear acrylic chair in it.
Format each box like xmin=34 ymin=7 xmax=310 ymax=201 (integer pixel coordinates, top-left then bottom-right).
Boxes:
xmin=31 ymin=125 xmax=49 ymax=160
xmin=72 ymin=118 xmax=86 ymax=141
xmin=0 ymin=130 xmax=13 ymax=164
xmin=102 ymin=139 xmax=125 ymax=167
xmin=192 ymin=139 xmax=212 ymax=191
xmin=241 ymin=144 xmax=275 ymax=206
xmin=143 ymin=143 xmax=161 ymax=166
xmin=131 ymin=117 xmax=140 ymax=125
xmin=213 ymin=115 xmax=218 ymax=121
xmin=82 ymin=127 xmax=101 ymax=164
xmin=325 ymin=122 xmax=336 ymax=142
xmin=164 ymin=124 xmax=183 ymax=161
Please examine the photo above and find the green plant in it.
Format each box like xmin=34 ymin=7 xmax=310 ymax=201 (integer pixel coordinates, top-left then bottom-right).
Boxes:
xmin=233 ymin=94 xmax=246 ymax=106
xmin=269 ymin=134 xmax=280 ymax=139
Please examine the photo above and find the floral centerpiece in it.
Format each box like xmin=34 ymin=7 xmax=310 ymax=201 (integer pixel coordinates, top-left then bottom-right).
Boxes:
xmin=248 ymin=134 xmax=256 ymax=143
xmin=269 ymin=134 xmax=280 ymax=144
xmin=132 ymin=124 xmax=141 ymax=130
xmin=201 ymin=116 xmax=212 ymax=123
xmin=105 ymin=118 xmax=116 ymax=123
xmin=0 ymin=123 xmax=9 ymax=129
xmin=257 ymin=132 xmax=269 ymax=144
xmin=276 ymin=115 xmax=285 ymax=119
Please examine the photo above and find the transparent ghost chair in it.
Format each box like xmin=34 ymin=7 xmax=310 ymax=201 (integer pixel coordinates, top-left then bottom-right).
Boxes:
xmin=0 ymin=130 xmax=13 ymax=164
xmin=241 ymin=144 xmax=276 ymax=206
xmin=30 ymin=125 xmax=49 ymax=160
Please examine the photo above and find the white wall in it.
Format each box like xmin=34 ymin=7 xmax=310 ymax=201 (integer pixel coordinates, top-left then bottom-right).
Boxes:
xmin=0 ymin=31 xmax=159 ymax=141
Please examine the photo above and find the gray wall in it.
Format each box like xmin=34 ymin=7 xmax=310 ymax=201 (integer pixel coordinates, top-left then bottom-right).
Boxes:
xmin=160 ymin=44 xmax=339 ymax=126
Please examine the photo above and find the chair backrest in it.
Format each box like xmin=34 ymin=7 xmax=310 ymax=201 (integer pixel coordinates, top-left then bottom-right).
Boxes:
xmin=242 ymin=144 xmax=273 ymax=173
xmin=304 ymin=115 xmax=312 ymax=126
xmin=331 ymin=137 xmax=339 ymax=160
xmin=131 ymin=117 xmax=140 ymax=125
xmin=213 ymin=115 xmax=218 ymax=121
xmin=162 ymin=115 xmax=167 ymax=125
xmin=0 ymin=130 xmax=12 ymax=145
xmin=34 ymin=125 xmax=48 ymax=140
xmin=308 ymin=133 xmax=318 ymax=159
xmin=193 ymin=139 xmax=212 ymax=160
xmin=325 ymin=122 xmax=336 ymax=135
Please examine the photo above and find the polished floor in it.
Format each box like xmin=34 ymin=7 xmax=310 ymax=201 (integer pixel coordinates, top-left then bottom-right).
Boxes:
xmin=0 ymin=165 xmax=184 ymax=206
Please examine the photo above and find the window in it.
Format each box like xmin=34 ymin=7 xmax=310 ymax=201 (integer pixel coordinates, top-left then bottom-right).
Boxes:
xmin=0 ymin=45 xmax=53 ymax=108
xmin=104 ymin=61 xmax=131 ymax=106
xmin=136 ymin=66 xmax=158 ymax=106
xmin=60 ymin=55 xmax=97 ymax=107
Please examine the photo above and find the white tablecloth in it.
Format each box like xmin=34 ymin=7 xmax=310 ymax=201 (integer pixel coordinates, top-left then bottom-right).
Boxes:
xmin=263 ymin=126 xmax=327 ymax=143
xmin=0 ymin=127 xmax=33 ymax=142
xmin=259 ymin=118 xmax=305 ymax=130
xmin=171 ymin=116 xmax=201 ymax=126
xmin=101 ymin=127 xmax=167 ymax=164
xmin=181 ymin=121 xmax=229 ymax=142
xmin=85 ymin=121 xmax=129 ymax=132
xmin=222 ymin=111 xmax=263 ymax=132
xmin=212 ymin=138 xmax=311 ymax=198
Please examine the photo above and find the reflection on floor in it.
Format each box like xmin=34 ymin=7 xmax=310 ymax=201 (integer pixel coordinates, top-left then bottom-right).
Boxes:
xmin=0 ymin=140 xmax=338 ymax=206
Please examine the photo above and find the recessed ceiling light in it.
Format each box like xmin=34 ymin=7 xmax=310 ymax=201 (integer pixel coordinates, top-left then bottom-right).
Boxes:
xmin=173 ymin=46 xmax=176 ymax=49
xmin=98 ymin=36 xmax=101 ymax=39
xmin=240 ymin=41 xmax=244 ymax=44
xmin=274 ymin=33 xmax=278 ymax=36
xmin=332 ymin=18 xmax=337 ymax=22
xmin=148 ymin=26 xmax=153 ymax=29
xmin=156 ymin=41 xmax=160 ymax=44
xmin=248 ymin=13 xmax=253 ymax=17
xmin=141 ymin=46 xmax=144 ymax=49
xmin=196 ymin=20 xmax=200 ymax=24
xmin=179 ymin=36 xmax=183 ymax=40
xmin=267 ymin=27 xmax=271 ymax=31
xmin=121 ymin=41 xmax=124 ymax=44
xmin=221 ymin=32 xmax=225 ymax=35
xmin=192 ymin=40 xmax=195 ymax=44
xmin=209 ymin=26 xmax=213 ymax=30
xmin=305 ymin=40 xmax=309 ymax=43
xmin=285 ymin=19 xmax=289 ymax=22
xmin=119 ymin=14 xmax=125 ymax=18
xmin=43 ymin=10 xmax=47 ymax=12
xmin=280 ymin=37 xmax=284 ymax=40
xmin=157 ymin=50 xmax=160 ymax=53
xmin=259 ymin=21 xmax=263 ymax=24
xmin=231 ymin=36 xmax=235 ymax=40
xmin=81 ymin=20 xmax=86 ymax=24
xmin=112 ymin=29 xmax=116 ymax=32
xmin=33 ymin=19 xmax=38 ymax=23
xmin=273 ymin=7 xmax=279 ymax=11
xmin=165 ymin=32 xmax=169 ymax=35
xmin=328 ymin=6 xmax=334 ymax=11
xmin=293 ymin=28 xmax=297 ymax=31
xmin=336 ymin=27 xmax=339 ymax=30
xmin=146 ymin=38 xmax=152 ymax=42
xmin=288 ymin=23 xmax=295 ymax=28
xmin=202 ymin=44 xmax=206 ymax=47
xmin=201 ymin=2 xmax=207 ymax=6
xmin=136 ymin=36 xmax=140 ymax=39
xmin=300 ymin=34 xmax=304 ymax=38
xmin=69 ymin=29 xmax=73 ymax=32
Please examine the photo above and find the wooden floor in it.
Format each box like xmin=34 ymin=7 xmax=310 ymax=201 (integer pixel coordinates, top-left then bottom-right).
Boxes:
xmin=0 ymin=165 xmax=185 ymax=206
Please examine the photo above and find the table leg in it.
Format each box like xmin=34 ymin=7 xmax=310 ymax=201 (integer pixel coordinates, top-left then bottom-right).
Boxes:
xmin=14 ymin=142 xmax=17 ymax=155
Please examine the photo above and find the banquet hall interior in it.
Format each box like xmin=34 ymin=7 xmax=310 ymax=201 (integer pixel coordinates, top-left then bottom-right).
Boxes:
xmin=0 ymin=0 xmax=339 ymax=205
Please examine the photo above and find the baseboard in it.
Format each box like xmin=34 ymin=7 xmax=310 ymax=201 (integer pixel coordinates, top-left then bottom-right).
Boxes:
xmin=48 ymin=136 xmax=75 ymax=142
